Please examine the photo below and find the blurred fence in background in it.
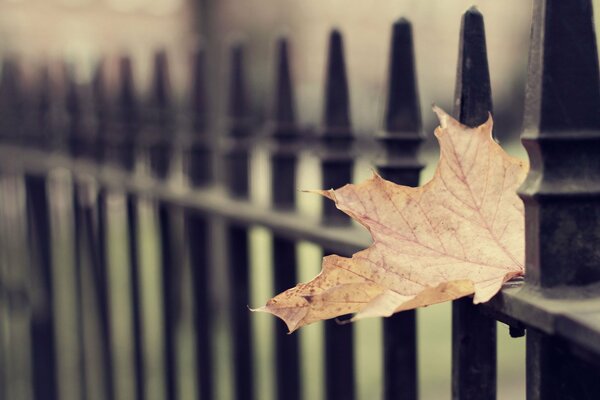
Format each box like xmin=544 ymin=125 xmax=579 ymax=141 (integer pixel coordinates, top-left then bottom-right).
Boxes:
xmin=2 ymin=1 xmax=600 ymax=400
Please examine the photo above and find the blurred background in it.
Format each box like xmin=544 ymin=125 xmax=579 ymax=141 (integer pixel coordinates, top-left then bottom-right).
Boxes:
xmin=2 ymin=0 xmax=592 ymax=399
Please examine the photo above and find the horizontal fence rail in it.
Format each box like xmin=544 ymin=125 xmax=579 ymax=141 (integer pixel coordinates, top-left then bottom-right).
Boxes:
xmin=2 ymin=1 xmax=600 ymax=400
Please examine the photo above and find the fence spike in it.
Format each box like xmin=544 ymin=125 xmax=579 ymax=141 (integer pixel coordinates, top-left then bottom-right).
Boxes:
xmin=521 ymin=0 xmax=600 ymax=288
xmin=384 ymin=18 xmax=421 ymax=133
xmin=324 ymin=29 xmax=351 ymax=130
xmin=64 ymin=65 xmax=80 ymax=115
xmin=453 ymin=6 xmax=492 ymax=127
xmin=191 ymin=46 xmax=208 ymax=132
xmin=377 ymin=18 xmax=423 ymax=186
xmin=451 ymin=8 xmax=497 ymax=400
xmin=146 ymin=50 xmax=173 ymax=179
xmin=186 ymin=44 xmax=213 ymax=186
xmin=224 ymin=40 xmax=255 ymax=400
xmin=37 ymin=66 xmax=51 ymax=119
xmin=520 ymin=1 xmax=600 ymax=396
xmin=378 ymin=18 xmax=422 ymax=400
xmin=90 ymin=61 xmax=107 ymax=163
xmin=525 ymin=0 xmax=600 ymax=132
xmin=319 ymin=28 xmax=356 ymax=400
xmin=0 ymin=58 xmax=24 ymax=142
xmin=64 ymin=64 xmax=84 ymax=157
xmin=92 ymin=61 xmax=108 ymax=125
xmin=269 ymin=37 xmax=301 ymax=400
xmin=151 ymin=50 xmax=171 ymax=115
xmin=224 ymin=41 xmax=251 ymax=195
xmin=117 ymin=56 xmax=138 ymax=126
xmin=228 ymin=42 xmax=249 ymax=134
xmin=270 ymin=36 xmax=299 ymax=208
xmin=273 ymin=38 xmax=295 ymax=128
xmin=35 ymin=65 xmax=52 ymax=148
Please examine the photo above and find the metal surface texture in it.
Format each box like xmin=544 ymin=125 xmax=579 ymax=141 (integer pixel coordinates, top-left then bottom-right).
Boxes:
xmin=270 ymin=37 xmax=301 ymax=400
xmin=185 ymin=43 xmax=215 ymax=400
xmin=225 ymin=42 xmax=254 ymax=400
xmin=25 ymin=174 xmax=58 ymax=400
xmin=5 ymin=3 xmax=600 ymax=399
xmin=519 ymin=0 xmax=600 ymax=397
xmin=186 ymin=46 xmax=213 ymax=187
xmin=450 ymin=8 xmax=497 ymax=400
xmin=320 ymin=29 xmax=356 ymax=400
xmin=377 ymin=18 xmax=422 ymax=400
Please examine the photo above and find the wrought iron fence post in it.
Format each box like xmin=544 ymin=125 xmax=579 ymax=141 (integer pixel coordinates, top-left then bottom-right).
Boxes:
xmin=25 ymin=174 xmax=59 ymax=400
xmin=184 ymin=44 xmax=215 ymax=400
xmin=113 ymin=55 xmax=145 ymax=400
xmin=68 ymin=63 xmax=115 ymax=400
xmin=224 ymin=41 xmax=255 ymax=400
xmin=450 ymin=8 xmax=497 ymax=400
xmin=520 ymin=0 xmax=600 ymax=398
xmin=269 ymin=37 xmax=301 ymax=400
xmin=320 ymin=29 xmax=356 ymax=400
xmin=377 ymin=18 xmax=423 ymax=400
xmin=146 ymin=50 xmax=181 ymax=400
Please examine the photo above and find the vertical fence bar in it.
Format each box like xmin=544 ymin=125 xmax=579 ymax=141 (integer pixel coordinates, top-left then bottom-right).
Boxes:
xmin=78 ymin=179 xmax=115 ymax=400
xmin=184 ymin=46 xmax=215 ymax=400
xmin=92 ymin=65 xmax=120 ymax=400
xmin=520 ymin=0 xmax=600 ymax=398
xmin=9 ymin=54 xmax=59 ymax=400
xmin=450 ymin=7 xmax=497 ymax=400
xmin=72 ymin=184 xmax=89 ymax=400
xmin=269 ymin=38 xmax=301 ymax=400
xmin=68 ymin=66 xmax=115 ymax=400
xmin=0 ymin=211 xmax=4 ymax=400
xmin=92 ymin=63 xmax=118 ymax=400
xmin=25 ymin=174 xmax=58 ymax=400
xmin=0 ymin=168 xmax=5 ymax=400
xmin=113 ymin=55 xmax=146 ymax=400
xmin=376 ymin=18 xmax=423 ymax=400
xmin=224 ymin=42 xmax=254 ymax=400
xmin=147 ymin=50 xmax=179 ymax=400
xmin=319 ymin=29 xmax=356 ymax=400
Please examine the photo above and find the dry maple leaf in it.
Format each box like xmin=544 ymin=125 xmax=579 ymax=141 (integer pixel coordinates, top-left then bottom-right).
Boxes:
xmin=257 ymin=107 xmax=528 ymax=332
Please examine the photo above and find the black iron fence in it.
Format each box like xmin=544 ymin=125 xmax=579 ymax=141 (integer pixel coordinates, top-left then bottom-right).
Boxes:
xmin=2 ymin=0 xmax=600 ymax=399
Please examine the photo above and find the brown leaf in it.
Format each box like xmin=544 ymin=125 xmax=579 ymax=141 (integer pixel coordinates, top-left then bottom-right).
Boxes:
xmin=257 ymin=107 xmax=528 ymax=332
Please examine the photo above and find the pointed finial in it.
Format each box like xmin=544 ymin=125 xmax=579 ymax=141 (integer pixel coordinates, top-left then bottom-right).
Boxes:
xmin=191 ymin=46 xmax=208 ymax=132
xmin=0 ymin=58 xmax=24 ymax=142
xmin=0 ymin=58 xmax=21 ymax=102
xmin=151 ymin=50 xmax=171 ymax=117
xmin=64 ymin=65 xmax=81 ymax=122
xmin=37 ymin=65 xmax=51 ymax=119
xmin=519 ymin=0 xmax=600 ymax=289
xmin=92 ymin=61 xmax=108 ymax=122
xmin=32 ymin=65 xmax=53 ymax=148
xmin=273 ymin=37 xmax=295 ymax=127
xmin=524 ymin=0 xmax=600 ymax=132
xmin=118 ymin=56 xmax=137 ymax=125
xmin=323 ymin=29 xmax=350 ymax=130
xmin=385 ymin=18 xmax=421 ymax=133
xmin=453 ymin=7 xmax=492 ymax=127
xmin=228 ymin=42 xmax=247 ymax=123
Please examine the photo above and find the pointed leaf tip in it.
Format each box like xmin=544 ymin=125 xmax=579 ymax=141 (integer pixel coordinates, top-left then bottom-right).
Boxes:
xmin=432 ymin=105 xmax=450 ymax=128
